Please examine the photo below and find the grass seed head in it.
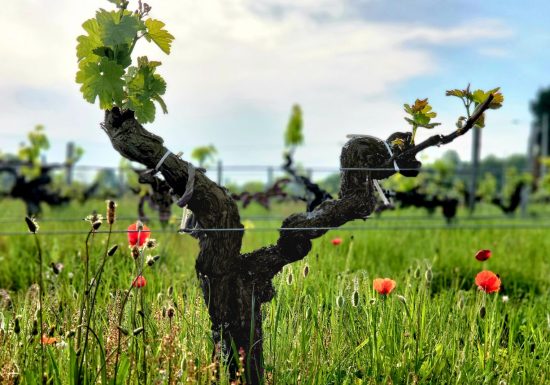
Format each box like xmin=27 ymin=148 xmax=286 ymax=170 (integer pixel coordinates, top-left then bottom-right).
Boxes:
xmin=25 ymin=216 xmax=39 ymax=233
xmin=107 ymin=244 xmax=118 ymax=256
xmin=106 ymin=200 xmax=117 ymax=224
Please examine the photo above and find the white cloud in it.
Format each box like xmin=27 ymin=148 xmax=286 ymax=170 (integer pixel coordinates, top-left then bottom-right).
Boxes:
xmin=0 ymin=0 xmax=513 ymax=171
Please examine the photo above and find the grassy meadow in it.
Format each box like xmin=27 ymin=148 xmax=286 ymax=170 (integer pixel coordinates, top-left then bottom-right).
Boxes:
xmin=0 ymin=197 xmax=549 ymax=384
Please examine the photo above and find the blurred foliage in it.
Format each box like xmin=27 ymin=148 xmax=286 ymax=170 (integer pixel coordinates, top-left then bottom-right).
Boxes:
xmin=17 ymin=125 xmax=50 ymax=179
xmin=284 ymin=104 xmax=304 ymax=149
xmin=191 ymin=145 xmax=217 ymax=168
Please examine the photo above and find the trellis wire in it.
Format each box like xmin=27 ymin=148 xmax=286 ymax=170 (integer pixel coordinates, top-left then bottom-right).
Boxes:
xmin=1 ymin=213 xmax=550 ymax=225
xmin=1 ymin=222 xmax=550 ymax=236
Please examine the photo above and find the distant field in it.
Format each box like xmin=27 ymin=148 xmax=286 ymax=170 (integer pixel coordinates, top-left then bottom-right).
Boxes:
xmin=0 ymin=197 xmax=548 ymax=384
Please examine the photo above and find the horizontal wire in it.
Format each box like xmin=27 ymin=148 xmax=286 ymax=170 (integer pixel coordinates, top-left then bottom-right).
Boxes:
xmin=1 ymin=213 xmax=548 ymax=225
xmin=2 ymin=222 xmax=550 ymax=236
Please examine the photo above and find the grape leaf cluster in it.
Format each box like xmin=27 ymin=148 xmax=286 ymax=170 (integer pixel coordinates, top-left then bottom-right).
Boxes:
xmin=76 ymin=2 xmax=174 ymax=123
xmin=446 ymin=85 xmax=504 ymax=128
xmin=403 ymin=98 xmax=441 ymax=144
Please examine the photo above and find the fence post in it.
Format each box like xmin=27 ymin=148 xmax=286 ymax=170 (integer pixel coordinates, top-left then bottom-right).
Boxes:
xmin=65 ymin=142 xmax=75 ymax=185
xmin=217 ymin=160 xmax=223 ymax=185
xmin=541 ymin=113 xmax=549 ymax=178
xmin=267 ymin=166 xmax=274 ymax=186
xmin=468 ymin=126 xmax=481 ymax=214
xmin=521 ymin=122 xmax=537 ymax=217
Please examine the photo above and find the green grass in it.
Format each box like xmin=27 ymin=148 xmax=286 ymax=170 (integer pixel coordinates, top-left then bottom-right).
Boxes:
xmin=0 ymin=197 xmax=549 ymax=384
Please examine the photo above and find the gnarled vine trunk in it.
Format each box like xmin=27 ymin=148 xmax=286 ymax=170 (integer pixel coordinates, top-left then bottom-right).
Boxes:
xmin=102 ymin=96 xmax=491 ymax=384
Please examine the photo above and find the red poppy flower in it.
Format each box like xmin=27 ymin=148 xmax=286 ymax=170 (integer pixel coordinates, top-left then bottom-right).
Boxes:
xmin=41 ymin=335 xmax=59 ymax=345
xmin=132 ymin=275 xmax=147 ymax=288
xmin=373 ymin=278 xmax=396 ymax=295
xmin=475 ymin=249 xmax=491 ymax=261
xmin=127 ymin=222 xmax=151 ymax=247
xmin=331 ymin=237 xmax=343 ymax=246
xmin=475 ymin=270 xmax=501 ymax=293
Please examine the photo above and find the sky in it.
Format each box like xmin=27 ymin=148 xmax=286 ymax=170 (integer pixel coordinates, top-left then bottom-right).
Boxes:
xmin=1 ymin=0 xmax=549 ymax=182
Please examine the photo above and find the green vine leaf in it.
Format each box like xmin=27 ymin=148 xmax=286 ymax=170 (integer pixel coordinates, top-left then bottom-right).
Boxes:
xmin=144 ymin=19 xmax=175 ymax=54
xmin=97 ymin=9 xmax=144 ymax=47
xmin=76 ymin=57 xmax=125 ymax=110
xmin=76 ymin=3 xmax=175 ymax=123
xmin=124 ymin=57 xmax=168 ymax=123
xmin=76 ymin=18 xmax=103 ymax=67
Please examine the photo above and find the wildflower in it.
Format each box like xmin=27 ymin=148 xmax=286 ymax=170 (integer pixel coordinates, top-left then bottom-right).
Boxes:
xmin=475 ymin=249 xmax=491 ymax=262
xmin=373 ymin=278 xmax=396 ymax=295
xmin=475 ymin=270 xmax=501 ymax=293
xmin=502 ymin=295 xmax=509 ymax=303
xmin=132 ymin=275 xmax=147 ymax=288
xmin=106 ymin=200 xmax=117 ymax=225
xmin=25 ymin=216 xmax=39 ymax=233
xmin=127 ymin=222 xmax=151 ymax=247
xmin=41 ymin=335 xmax=59 ymax=345
xmin=84 ymin=212 xmax=103 ymax=225
xmin=331 ymin=237 xmax=343 ymax=246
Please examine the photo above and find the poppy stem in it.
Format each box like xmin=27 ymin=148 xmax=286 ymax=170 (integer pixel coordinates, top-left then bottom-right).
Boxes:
xmin=76 ymin=228 xmax=94 ymax=383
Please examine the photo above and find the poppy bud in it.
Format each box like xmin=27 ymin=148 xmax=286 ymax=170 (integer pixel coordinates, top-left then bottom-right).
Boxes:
xmin=369 ymin=298 xmax=376 ymax=305
xmin=132 ymin=275 xmax=147 ymax=288
xmin=167 ymin=286 xmax=174 ymax=297
xmin=336 ymin=295 xmax=345 ymax=308
xmin=108 ymin=245 xmax=118 ymax=256
xmin=117 ymin=326 xmax=129 ymax=336
xmin=397 ymin=295 xmax=407 ymax=305
xmin=131 ymin=245 xmax=140 ymax=260
xmin=475 ymin=249 xmax=491 ymax=262
xmin=414 ymin=267 xmax=421 ymax=279
xmin=286 ymin=271 xmax=293 ymax=285
xmin=133 ymin=327 xmax=144 ymax=336
xmin=25 ymin=216 xmax=39 ymax=234
xmin=479 ymin=306 xmax=486 ymax=319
